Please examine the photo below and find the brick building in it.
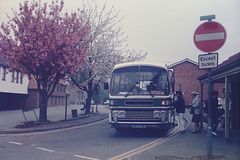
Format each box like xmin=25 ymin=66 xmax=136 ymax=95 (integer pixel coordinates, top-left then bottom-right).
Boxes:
xmin=168 ymin=58 xmax=206 ymax=104
xmin=25 ymin=77 xmax=70 ymax=108
xmin=168 ymin=58 xmax=224 ymax=105
xmin=67 ymin=84 xmax=86 ymax=105
xmin=0 ymin=56 xmax=70 ymax=110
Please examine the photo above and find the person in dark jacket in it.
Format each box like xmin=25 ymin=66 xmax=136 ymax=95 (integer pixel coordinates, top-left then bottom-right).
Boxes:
xmin=174 ymin=91 xmax=185 ymax=133
xmin=211 ymin=90 xmax=220 ymax=136
xmin=204 ymin=91 xmax=220 ymax=136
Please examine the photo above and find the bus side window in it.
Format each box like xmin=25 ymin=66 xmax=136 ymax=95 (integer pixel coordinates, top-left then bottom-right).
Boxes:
xmin=159 ymin=81 xmax=165 ymax=90
xmin=168 ymin=69 xmax=175 ymax=93
xmin=104 ymin=82 xmax=109 ymax=90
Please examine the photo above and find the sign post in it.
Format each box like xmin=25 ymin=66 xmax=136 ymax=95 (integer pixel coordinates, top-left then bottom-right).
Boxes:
xmin=206 ymin=67 xmax=212 ymax=157
xmin=194 ymin=15 xmax=226 ymax=158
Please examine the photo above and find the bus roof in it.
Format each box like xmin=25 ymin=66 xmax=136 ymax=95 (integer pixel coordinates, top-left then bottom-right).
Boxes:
xmin=113 ymin=62 xmax=167 ymax=70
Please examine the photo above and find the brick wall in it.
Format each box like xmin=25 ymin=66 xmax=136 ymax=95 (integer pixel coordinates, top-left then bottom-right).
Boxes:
xmin=170 ymin=61 xmax=207 ymax=104
xmin=26 ymin=78 xmax=69 ymax=108
xmin=169 ymin=60 xmax=224 ymax=105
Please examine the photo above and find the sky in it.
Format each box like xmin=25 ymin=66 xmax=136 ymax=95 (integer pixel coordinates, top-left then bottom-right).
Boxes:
xmin=0 ymin=0 xmax=240 ymax=65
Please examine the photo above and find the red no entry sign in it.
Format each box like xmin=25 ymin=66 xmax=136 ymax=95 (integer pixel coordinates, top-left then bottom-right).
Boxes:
xmin=194 ymin=21 xmax=226 ymax=52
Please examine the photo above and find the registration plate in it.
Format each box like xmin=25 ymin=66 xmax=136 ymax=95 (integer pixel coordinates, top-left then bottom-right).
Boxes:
xmin=131 ymin=125 xmax=147 ymax=128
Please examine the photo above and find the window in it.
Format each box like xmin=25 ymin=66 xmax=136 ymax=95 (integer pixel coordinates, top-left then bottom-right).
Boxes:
xmin=20 ymin=73 xmax=23 ymax=84
xmin=51 ymin=97 xmax=53 ymax=105
xmin=16 ymin=71 xmax=19 ymax=83
xmin=110 ymin=66 xmax=169 ymax=96
xmin=55 ymin=97 xmax=57 ymax=105
xmin=2 ymin=67 xmax=6 ymax=81
xmin=11 ymin=72 xmax=15 ymax=82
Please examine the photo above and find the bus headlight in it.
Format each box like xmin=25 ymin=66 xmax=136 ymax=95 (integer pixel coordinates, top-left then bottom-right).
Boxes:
xmin=118 ymin=110 xmax=126 ymax=118
xmin=160 ymin=110 xmax=168 ymax=122
xmin=153 ymin=111 xmax=161 ymax=118
xmin=112 ymin=111 xmax=119 ymax=118
xmin=112 ymin=110 xmax=125 ymax=118
xmin=113 ymin=117 xmax=118 ymax=123
xmin=112 ymin=111 xmax=118 ymax=123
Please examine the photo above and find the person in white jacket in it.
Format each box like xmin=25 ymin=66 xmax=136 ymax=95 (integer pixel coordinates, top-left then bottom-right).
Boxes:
xmin=190 ymin=92 xmax=202 ymax=134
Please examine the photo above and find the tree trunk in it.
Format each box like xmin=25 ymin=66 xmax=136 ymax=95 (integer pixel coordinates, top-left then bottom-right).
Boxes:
xmin=85 ymin=79 xmax=93 ymax=115
xmin=39 ymin=90 xmax=48 ymax=122
xmin=85 ymin=96 xmax=91 ymax=114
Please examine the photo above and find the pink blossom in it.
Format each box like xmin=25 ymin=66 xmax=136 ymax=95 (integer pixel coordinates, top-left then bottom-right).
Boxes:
xmin=0 ymin=0 xmax=91 ymax=82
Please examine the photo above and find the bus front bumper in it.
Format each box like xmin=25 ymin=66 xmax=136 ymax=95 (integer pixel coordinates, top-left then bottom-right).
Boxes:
xmin=109 ymin=122 xmax=174 ymax=129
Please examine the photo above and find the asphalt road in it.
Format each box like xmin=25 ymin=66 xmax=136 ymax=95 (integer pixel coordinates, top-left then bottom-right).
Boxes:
xmin=1 ymin=105 xmax=239 ymax=160
xmin=0 ymin=116 xmax=181 ymax=160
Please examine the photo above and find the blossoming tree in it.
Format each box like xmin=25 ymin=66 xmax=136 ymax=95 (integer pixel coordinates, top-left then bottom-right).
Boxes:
xmin=70 ymin=1 xmax=147 ymax=114
xmin=0 ymin=0 xmax=91 ymax=121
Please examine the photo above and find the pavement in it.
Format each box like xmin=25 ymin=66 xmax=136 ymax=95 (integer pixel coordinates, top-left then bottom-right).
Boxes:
xmin=0 ymin=105 xmax=239 ymax=159
xmin=133 ymin=111 xmax=240 ymax=160
xmin=0 ymin=104 xmax=109 ymax=134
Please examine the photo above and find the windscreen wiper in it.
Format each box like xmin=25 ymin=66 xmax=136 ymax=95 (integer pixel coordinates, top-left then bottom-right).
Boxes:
xmin=147 ymin=89 xmax=154 ymax=97
xmin=124 ymin=83 xmax=137 ymax=97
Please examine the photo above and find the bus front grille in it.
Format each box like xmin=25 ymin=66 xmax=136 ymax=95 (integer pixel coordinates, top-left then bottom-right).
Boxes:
xmin=125 ymin=100 xmax=154 ymax=106
xmin=125 ymin=110 xmax=153 ymax=119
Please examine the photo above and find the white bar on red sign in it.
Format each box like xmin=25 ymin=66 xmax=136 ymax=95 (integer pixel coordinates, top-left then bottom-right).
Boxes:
xmin=196 ymin=32 xmax=224 ymax=41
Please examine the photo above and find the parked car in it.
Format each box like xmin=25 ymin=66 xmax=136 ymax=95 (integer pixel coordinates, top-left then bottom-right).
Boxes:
xmin=103 ymin=100 xmax=109 ymax=105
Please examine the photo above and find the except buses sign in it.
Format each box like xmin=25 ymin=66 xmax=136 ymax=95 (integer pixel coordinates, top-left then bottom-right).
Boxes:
xmin=198 ymin=53 xmax=218 ymax=69
xmin=194 ymin=21 xmax=226 ymax=53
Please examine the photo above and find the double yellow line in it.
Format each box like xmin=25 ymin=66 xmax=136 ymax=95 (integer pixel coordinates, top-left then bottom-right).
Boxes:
xmin=107 ymin=127 xmax=180 ymax=160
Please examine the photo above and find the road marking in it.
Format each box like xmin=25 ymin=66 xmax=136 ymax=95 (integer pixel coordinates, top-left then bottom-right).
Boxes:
xmin=4 ymin=118 xmax=108 ymax=136
xmin=9 ymin=141 xmax=23 ymax=145
xmin=73 ymin=154 xmax=100 ymax=160
xmin=108 ymin=116 xmax=191 ymax=160
xmin=36 ymin=147 xmax=55 ymax=153
xmin=107 ymin=127 xmax=180 ymax=160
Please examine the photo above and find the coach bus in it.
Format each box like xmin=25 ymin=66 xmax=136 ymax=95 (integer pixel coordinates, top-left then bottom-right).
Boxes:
xmin=104 ymin=62 xmax=176 ymax=131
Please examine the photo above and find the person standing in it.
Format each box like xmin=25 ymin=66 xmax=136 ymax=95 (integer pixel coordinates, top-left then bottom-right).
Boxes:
xmin=174 ymin=91 xmax=185 ymax=133
xmin=220 ymin=88 xmax=232 ymax=129
xmin=211 ymin=90 xmax=220 ymax=136
xmin=190 ymin=92 xmax=202 ymax=134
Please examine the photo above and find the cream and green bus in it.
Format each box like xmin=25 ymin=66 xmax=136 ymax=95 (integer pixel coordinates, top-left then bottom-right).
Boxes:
xmin=105 ymin=62 xmax=176 ymax=131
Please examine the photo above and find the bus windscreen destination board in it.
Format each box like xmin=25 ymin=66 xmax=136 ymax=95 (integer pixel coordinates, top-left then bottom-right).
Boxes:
xmin=198 ymin=53 xmax=218 ymax=69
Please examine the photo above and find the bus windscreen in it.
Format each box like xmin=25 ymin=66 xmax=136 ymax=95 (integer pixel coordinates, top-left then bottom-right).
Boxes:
xmin=110 ymin=66 xmax=169 ymax=96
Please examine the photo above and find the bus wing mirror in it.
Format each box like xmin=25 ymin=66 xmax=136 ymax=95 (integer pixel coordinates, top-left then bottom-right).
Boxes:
xmin=104 ymin=82 xmax=109 ymax=90
xmin=168 ymin=69 xmax=175 ymax=92
xmin=170 ymin=77 xmax=175 ymax=86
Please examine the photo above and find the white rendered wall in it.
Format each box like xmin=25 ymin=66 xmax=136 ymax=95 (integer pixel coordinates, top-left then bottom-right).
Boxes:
xmin=0 ymin=67 xmax=29 ymax=94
